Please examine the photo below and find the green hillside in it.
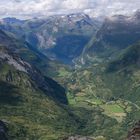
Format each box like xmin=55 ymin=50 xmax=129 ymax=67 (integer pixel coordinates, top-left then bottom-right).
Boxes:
xmin=0 ymin=31 xmax=77 ymax=139
xmin=107 ymin=42 xmax=140 ymax=72
xmin=0 ymin=30 xmax=121 ymax=140
xmin=53 ymin=42 xmax=140 ymax=140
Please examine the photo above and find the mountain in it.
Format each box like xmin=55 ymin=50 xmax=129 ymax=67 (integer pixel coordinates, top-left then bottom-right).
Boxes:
xmin=0 ymin=13 xmax=101 ymax=64
xmin=0 ymin=28 xmax=70 ymax=101
xmin=0 ymin=28 xmax=129 ymax=140
xmin=0 ymin=29 xmax=121 ymax=140
xmin=0 ymin=28 xmax=69 ymax=103
xmin=80 ymin=11 xmax=140 ymax=65
xmin=54 ymin=38 xmax=140 ymax=140
xmin=107 ymin=41 xmax=140 ymax=72
xmin=1 ymin=17 xmax=26 ymax=24
xmin=0 ymin=29 xmax=80 ymax=139
xmin=1 ymin=11 xmax=140 ymax=140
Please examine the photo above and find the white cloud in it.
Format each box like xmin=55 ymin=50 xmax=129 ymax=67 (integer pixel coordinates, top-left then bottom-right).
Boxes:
xmin=0 ymin=0 xmax=139 ymax=19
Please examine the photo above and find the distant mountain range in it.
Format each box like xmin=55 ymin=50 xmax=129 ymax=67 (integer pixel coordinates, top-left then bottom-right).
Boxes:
xmin=1 ymin=12 xmax=140 ymax=65
xmin=0 ymin=13 xmax=101 ymax=64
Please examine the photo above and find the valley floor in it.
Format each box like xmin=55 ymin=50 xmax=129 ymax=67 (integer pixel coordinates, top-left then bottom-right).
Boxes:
xmin=52 ymin=62 xmax=140 ymax=140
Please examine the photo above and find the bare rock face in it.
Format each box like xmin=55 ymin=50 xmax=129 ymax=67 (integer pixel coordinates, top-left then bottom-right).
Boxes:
xmin=126 ymin=121 xmax=140 ymax=140
xmin=0 ymin=120 xmax=8 ymax=140
xmin=63 ymin=136 xmax=94 ymax=140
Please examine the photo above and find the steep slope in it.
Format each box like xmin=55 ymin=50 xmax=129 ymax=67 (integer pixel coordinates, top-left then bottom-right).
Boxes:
xmin=0 ymin=13 xmax=100 ymax=64
xmin=0 ymin=61 xmax=78 ymax=139
xmin=0 ymin=27 xmax=69 ymax=101
xmin=1 ymin=12 xmax=140 ymax=140
xmin=0 ymin=29 xmax=122 ymax=140
xmin=0 ymin=46 xmax=119 ymax=140
xmin=0 ymin=29 xmax=130 ymax=140
xmin=0 ymin=29 xmax=64 ymax=77
xmin=102 ymin=41 xmax=140 ymax=102
xmin=0 ymin=30 xmax=79 ymax=139
xmin=95 ymin=13 xmax=140 ymax=49
xmin=107 ymin=42 xmax=140 ymax=72
xmin=80 ymin=11 xmax=140 ymax=64
xmin=53 ymin=41 xmax=140 ymax=140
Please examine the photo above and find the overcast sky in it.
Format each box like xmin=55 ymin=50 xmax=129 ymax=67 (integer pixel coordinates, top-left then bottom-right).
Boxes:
xmin=0 ymin=0 xmax=140 ymax=19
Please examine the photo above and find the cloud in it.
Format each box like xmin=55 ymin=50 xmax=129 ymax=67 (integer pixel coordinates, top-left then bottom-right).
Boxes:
xmin=0 ymin=0 xmax=139 ymax=19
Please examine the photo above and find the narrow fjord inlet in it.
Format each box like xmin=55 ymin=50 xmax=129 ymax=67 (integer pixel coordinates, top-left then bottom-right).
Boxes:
xmin=0 ymin=0 xmax=140 ymax=140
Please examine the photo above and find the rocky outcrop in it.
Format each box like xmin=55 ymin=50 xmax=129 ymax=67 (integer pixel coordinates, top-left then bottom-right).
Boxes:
xmin=126 ymin=121 xmax=140 ymax=140
xmin=0 ymin=120 xmax=8 ymax=140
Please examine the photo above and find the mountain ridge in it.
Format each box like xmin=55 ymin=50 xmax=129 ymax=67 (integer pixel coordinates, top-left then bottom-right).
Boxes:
xmin=78 ymin=11 xmax=140 ymax=65
xmin=0 ymin=13 xmax=101 ymax=64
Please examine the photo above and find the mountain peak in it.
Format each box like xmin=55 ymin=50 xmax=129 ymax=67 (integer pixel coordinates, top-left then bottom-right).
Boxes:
xmin=45 ymin=12 xmax=91 ymax=23
xmin=1 ymin=17 xmax=25 ymax=24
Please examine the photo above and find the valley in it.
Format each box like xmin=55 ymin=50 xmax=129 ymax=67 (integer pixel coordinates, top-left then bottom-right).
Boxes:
xmin=51 ymin=12 xmax=140 ymax=139
xmin=0 ymin=11 xmax=140 ymax=140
